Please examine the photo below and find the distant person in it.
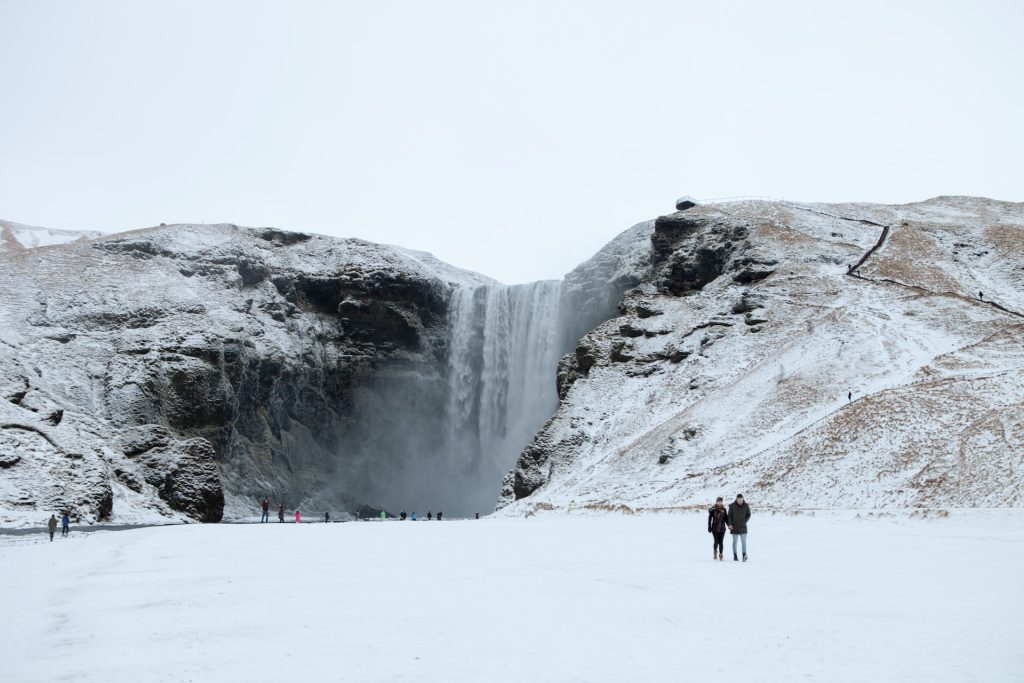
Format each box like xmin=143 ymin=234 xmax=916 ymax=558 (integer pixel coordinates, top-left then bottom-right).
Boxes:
xmin=261 ymin=498 xmax=270 ymax=523
xmin=47 ymin=514 xmax=58 ymax=542
xmin=427 ymin=511 xmax=432 ymax=521
xmin=437 ymin=511 xmax=443 ymax=521
xmin=324 ymin=511 xmax=330 ymax=523
xmin=380 ymin=510 xmax=386 ymax=521
xmin=295 ymin=510 xmax=302 ymax=524
xmin=278 ymin=503 xmax=285 ymax=523
xmin=848 ymin=391 xmax=852 ymax=402
xmin=475 ymin=512 xmax=480 ymax=520
xmin=411 ymin=512 xmax=417 ymax=521
xmin=707 ymin=497 xmax=727 ymax=561
xmin=400 ymin=511 xmax=407 ymax=520
xmin=979 ymin=291 xmax=984 ymax=300
xmin=727 ymin=494 xmax=752 ymax=562
xmin=61 ymin=512 xmax=70 ymax=537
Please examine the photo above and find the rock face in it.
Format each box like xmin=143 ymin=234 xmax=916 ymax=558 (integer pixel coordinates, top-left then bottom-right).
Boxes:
xmin=500 ymin=197 xmax=1024 ymax=512
xmin=0 ymin=223 xmax=495 ymax=525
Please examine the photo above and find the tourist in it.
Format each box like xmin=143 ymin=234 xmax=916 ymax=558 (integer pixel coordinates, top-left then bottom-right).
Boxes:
xmin=295 ymin=509 xmax=302 ymax=524
xmin=47 ymin=514 xmax=57 ymax=542
xmin=727 ymin=494 xmax=752 ymax=562
xmin=260 ymin=498 xmax=270 ymax=523
xmin=61 ymin=512 xmax=70 ymax=537
xmin=707 ymin=497 xmax=727 ymax=560
xmin=277 ymin=503 xmax=285 ymax=523
xmin=437 ymin=511 xmax=443 ymax=521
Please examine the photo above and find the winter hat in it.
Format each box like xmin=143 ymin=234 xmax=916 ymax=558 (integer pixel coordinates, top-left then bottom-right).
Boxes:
xmin=716 ymin=497 xmax=723 ymax=502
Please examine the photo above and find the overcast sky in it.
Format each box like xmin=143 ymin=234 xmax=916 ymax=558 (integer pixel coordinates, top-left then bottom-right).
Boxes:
xmin=1 ymin=1 xmax=1021 ymax=283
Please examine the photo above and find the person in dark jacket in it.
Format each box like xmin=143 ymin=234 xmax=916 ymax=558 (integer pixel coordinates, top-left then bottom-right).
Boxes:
xmin=727 ymin=494 xmax=752 ymax=562
xmin=400 ymin=511 xmax=407 ymax=520
xmin=261 ymin=498 xmax=270 ymax=523
xmin=707 ymin=497 xmax=728 ymax=560
xmin=61 ymin=512 xmax=70 ymax=537
xmin=427 ymin=511 xmax=432 ymax=521
xmin=277 ymin=503 xmax=285 ymax=523
xmin=436 ymin=511 xmax=443 ymax=521
xmin=47 ymin=514 xmax=58 ymax=542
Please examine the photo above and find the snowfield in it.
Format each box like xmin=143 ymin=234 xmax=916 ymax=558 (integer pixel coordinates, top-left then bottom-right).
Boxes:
xmin=2 ymin=512 xmax=1022 ymax=682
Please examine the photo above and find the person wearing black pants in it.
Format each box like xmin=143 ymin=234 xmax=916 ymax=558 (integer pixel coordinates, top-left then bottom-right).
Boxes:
xmin=707 ymin=497 xmax=728 ymax=560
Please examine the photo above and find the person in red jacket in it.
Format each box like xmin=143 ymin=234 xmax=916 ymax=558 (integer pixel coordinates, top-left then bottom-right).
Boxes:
xmin=260 ymin=498 xmax=270 ymax=523
xmin=294 ymin=509 xmax=302 ymax=524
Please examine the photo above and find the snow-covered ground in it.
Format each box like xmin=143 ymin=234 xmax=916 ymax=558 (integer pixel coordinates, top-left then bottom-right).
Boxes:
xmin=0 ymin=219 xmax=103 ymax=252
xmin=2 ymin=512 xmax=1021 ymax=682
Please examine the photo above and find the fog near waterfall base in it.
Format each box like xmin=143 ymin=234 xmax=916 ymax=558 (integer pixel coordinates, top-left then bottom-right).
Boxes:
xmin=330 ymin=281 xmax=569 ymax=517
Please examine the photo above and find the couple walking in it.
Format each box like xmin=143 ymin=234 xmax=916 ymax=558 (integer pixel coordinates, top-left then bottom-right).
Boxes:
xmin=707 ymin=494 xmax=751 ymax=562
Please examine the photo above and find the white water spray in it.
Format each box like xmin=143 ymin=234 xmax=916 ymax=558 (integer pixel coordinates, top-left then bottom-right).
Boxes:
xmin=445 ymin=281 xmax=564 ymax=492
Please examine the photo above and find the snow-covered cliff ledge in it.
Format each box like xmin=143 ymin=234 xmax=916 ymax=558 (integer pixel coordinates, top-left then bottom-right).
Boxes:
xmin=0 ymin=223 xmax=502 ymax=525
xmin=500 ymin=197 xmax=1024 ymax=513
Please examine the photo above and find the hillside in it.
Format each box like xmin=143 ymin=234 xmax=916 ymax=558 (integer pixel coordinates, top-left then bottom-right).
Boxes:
xmin=500 ymin=196 xmax=1024 ymax=512
xmin=0 ymin=219 xmax=104 ymax=253
xmin=0 ymin=222 xmax=497 ymax=525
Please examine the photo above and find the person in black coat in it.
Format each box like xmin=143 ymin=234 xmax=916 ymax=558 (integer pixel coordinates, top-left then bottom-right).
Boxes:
xmin=727 ymin=494 xmax=752 ymax=562
xmin=708 ymin=498 xmax=728 ymax=560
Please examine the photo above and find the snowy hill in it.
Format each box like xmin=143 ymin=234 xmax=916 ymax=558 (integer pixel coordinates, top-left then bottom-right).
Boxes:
xmin=0 ymin=219 xmax=104 ymax=253
xmin=2 ymin=198 xmax=1021 ymax=528
xmin=500 ymin=197 xmax=1024 ymax=513
xmin=0 ymin=222 xmax=497 ymax=526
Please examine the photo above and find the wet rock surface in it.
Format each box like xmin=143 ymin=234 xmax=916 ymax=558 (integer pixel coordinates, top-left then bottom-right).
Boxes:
xmin=0 ymin=223 xmax=490 ymax=524
xmin=500 ymin=198 xmax=1024 ymax=511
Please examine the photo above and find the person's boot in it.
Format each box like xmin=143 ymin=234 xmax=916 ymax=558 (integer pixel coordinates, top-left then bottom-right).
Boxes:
xmin=733 ymin=552 xmax=738 ymax=561
xmin=719 ymin=552 xmax=724 ymax=561
xmin=743 ymin=554 xmax=748 ymax=562
xmin=713 ymin=550 xmax=717 ymax=560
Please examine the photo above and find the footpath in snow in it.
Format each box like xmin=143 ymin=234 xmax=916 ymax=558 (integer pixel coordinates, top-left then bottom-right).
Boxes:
xmin=1 ymin=511 xmax=1021 ymax=682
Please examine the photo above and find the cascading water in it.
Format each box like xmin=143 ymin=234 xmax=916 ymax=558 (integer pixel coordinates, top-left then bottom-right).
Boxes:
xmin=444 ymin=281 xmax=564 ymax=509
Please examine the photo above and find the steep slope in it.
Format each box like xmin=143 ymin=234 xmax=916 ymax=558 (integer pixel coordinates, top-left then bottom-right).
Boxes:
xmin=0 ymin=223 xmax=494 ymax=525
xmin=500 ymin=197 xmax=1024 ymax=512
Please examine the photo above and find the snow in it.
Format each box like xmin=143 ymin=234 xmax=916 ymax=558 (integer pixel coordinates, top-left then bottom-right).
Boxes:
xmin=0 ymin=219 xmax=103 ymax=252
xmin=2 ymin=512 xmax=1021 ymax=682
xmin=506 ymin=197 xmax=1024 ymax=512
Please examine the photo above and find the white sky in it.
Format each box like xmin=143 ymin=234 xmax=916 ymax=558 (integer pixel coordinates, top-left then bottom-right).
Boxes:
xmin=2 ymin=1 xmax=1022 ymax=283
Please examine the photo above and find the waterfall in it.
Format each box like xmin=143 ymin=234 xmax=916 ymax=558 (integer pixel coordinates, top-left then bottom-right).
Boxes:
xmin=445 ymin=281 xmax=564 ymax=493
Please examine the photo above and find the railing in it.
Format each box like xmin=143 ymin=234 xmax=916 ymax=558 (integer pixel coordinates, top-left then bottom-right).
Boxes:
xmin=676 ymin=195 xmax=787 ymax=207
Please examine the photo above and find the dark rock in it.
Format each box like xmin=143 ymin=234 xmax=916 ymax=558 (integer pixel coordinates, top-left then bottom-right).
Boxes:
xmin=253 ymin=228 xmax=312 ymax=246
xmin=619 ymin=323 xmax=645 ymax=338
xmin=609 ymin=341 xmax=634 ymax=363
xmin=732 ymin=257 xmax=777 ymax=284
xmin=636 ymin=304 xmax=663 ymax=319
xmin=730 ymin=294 xmax=764 ymax=315
xmin=651 ymin=214 xmax=749 ymax=295
xmin=237 ymin=258 xmax=269 ymax=287
xmin=744 ymin=314 xmax=769 ymax=326
xmin=119 ymin=424 xmax=173 ymax=457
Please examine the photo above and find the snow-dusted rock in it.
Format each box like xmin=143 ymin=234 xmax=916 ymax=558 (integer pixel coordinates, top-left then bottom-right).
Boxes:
xmin=0 ymin=223 xmax=492 ymax=525
xmin=501 ymin=197 xmax=1024 ymax=513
